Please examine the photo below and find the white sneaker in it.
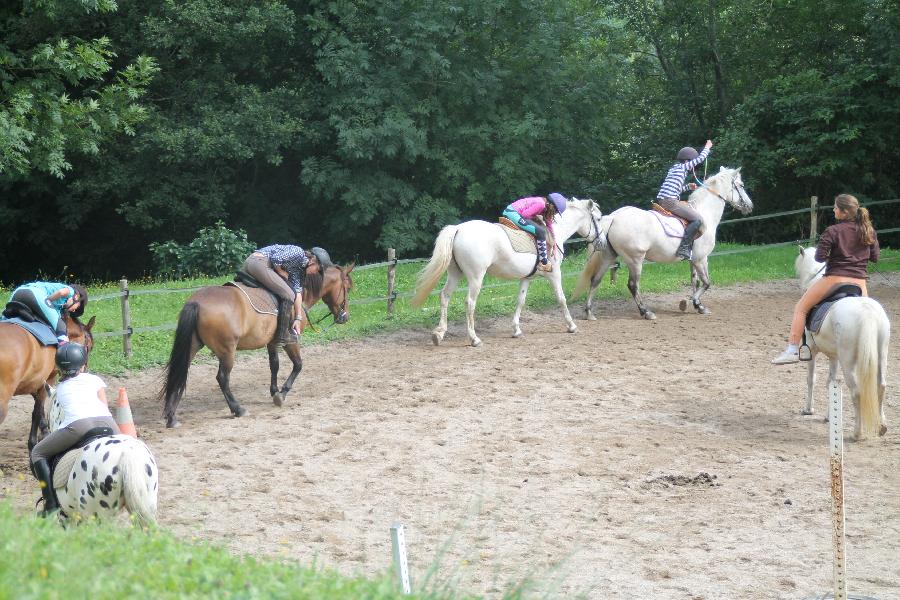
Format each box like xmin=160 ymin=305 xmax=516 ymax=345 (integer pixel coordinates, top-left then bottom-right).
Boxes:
xmin=771 ymin=349 xmax=799 ymax=365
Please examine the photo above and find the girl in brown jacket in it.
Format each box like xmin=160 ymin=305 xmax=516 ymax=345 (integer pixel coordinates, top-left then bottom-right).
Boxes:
xmin=772 ymin=194 xmax=880 ymax=364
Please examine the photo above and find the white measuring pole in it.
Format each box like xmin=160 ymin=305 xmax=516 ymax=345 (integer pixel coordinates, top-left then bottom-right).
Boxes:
xmin=828 ymin=379 xmax=848 ymax=600
xmin=390 ymin=522 xmax=411 ymax=594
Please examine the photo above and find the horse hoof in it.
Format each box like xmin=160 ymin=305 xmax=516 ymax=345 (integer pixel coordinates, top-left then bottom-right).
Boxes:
xmin=698 ymin=307 xmax=711 ymax=315
xmin=166 ymin=419 xmax=180 ymax=429
xmin=512 ymin=330 xmax=523 ymax=338
xmin=567 ymin=324 xmax=578 ymax=334
xmin=679 ymin=299 xmax=688 ymax=312
xmin=431 ymin=333 xmax=442 ymax=346
xmin=801 ymin=409 xmax=813 ymax=416
xmin=584 ymin=310 xmax=597 ymax=321
xmin=471 ymin=338 xmax=482 ymax=347
xmin=234 ymin=407 xmax=248 ymax=418
xmin=272 ymin=392 xmax=284 ymax=407
xmin=643 ymin=311 xmax=657 ymax=321
xmin=879 ymin=425 xmax=888 ymax=436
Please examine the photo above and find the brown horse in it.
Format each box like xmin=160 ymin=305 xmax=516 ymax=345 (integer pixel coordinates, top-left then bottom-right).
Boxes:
xmin=160 ymin=262 xmax=354 ymax=428
xmin=0 ymin=314 xmax=95 ymax=450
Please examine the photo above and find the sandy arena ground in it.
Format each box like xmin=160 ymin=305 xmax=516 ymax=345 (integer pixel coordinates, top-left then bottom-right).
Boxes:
xmin=2 ymin=275 xmax=899 ymax=599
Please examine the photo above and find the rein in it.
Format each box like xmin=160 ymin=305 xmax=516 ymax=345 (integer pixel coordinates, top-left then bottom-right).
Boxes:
xmin=302 ymin=268 xmax=350 ymax=332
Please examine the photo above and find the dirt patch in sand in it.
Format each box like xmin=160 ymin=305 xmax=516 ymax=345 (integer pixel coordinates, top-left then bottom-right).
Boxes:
xmin=2 ymin=275 xmax=899 ymax=598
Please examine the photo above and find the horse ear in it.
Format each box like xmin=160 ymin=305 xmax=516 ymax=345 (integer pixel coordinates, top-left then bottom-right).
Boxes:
xmin=798 ymin=245 xmax=805 ymax=256
xmin=719 ymin=165 xmax=726 ymax=172
xmin=344 ymin=261 xmax=356 ymax=274
xmin=86 ymin=315 xmax=96 ymax=331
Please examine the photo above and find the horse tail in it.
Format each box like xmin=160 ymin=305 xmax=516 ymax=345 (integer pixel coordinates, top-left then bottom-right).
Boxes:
xmin=160 ymin=302 xmax=200 ymax=422
xmin=853 ymin=303 xmax=886 ymax=438
xmin=120 ymin=440 xmax=158 ymax=527
xmin=411 ymin=225 xmax=458 ymax=308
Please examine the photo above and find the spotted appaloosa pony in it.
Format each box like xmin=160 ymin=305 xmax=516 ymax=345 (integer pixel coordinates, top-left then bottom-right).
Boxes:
xmin=0 ymin=314 xmax=94 ymax=451
xmin=160 ymin=260 xmax=354 ymax=428
xmin=574 ymin=166 xmax=752 ymax=320
xmin=795 ymin=246 xmax=890 ymax=440
xmin=46 ymin=392 xmax=158 ymax=526
xmin=411 ymin=198 xmax=603 ymax=347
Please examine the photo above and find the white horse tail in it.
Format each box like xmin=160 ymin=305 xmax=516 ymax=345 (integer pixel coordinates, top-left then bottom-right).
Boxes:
xmin=120 ymin=440 xmax=158 ymax=527
xmin=411 ymin=225 xmax=458 ymax=308
xmin=854 ymin=304 xmax=884 ymax=438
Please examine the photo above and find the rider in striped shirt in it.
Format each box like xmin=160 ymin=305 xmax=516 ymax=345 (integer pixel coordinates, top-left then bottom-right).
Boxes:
xmin=656 ymin=140 xmax=713 ymax=260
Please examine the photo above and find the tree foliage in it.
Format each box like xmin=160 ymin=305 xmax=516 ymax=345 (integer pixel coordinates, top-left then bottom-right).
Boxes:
xmin=1 ymin=0 xmax=898 ymax=282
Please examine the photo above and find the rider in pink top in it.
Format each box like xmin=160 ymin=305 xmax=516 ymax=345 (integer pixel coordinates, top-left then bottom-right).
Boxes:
xmin=502 ymin=193 xmax=567 ymax=272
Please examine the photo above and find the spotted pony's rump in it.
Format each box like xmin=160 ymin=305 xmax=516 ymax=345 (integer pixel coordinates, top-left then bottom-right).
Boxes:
xmin=49 ymin=392 xmax=158 ymax=526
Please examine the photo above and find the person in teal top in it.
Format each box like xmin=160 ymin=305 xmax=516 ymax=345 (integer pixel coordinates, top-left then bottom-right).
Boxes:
xmin=3 ymin=281 xmax=88 ymax=343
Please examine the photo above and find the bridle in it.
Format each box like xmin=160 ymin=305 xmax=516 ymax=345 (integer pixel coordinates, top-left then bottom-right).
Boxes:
xmin=305 ymin=267 xmax=350 ymax=330
xmin=695 ymin=173 xmax=748 ymax=213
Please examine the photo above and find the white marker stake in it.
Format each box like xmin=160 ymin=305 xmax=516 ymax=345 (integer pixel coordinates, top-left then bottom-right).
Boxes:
xmin=828 ymin=379 xmax=847 ymax=600
xmin=391 ymin=522 xmax=411 ymax=594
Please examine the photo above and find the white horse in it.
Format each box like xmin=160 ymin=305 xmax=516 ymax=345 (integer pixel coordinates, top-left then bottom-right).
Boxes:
xmin=411 ymin=198 xmax=603 ymax=346
xmin=46 ymin=390 xmax=158 ymax=525
xmin=795 ymin=246 xmax=890 ymax=440
xmin=574 ymin=166 xmax=752 ymax=320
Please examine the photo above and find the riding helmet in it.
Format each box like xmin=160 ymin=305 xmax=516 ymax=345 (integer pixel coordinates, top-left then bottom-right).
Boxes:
xmin=56 ymin=342 xmax=88 ymax=376
xmin=548 ymin=193 xmax=567 ymax=214
xmin=676 ymin=147 xmax=699 ymax=162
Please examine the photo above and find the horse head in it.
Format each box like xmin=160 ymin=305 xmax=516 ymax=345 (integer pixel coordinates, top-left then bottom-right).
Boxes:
xmin=701 ymin=166 xmax=753 ymax=215
xmin=795 ymin=245 xmax=824 ymax=290
xmin=565 ymin=197 xmax=604 ymax=247
xmin=321 ymin=263 xmax=354 ymax=325
xmin=66 ymin=314 xmax=96 ymax=361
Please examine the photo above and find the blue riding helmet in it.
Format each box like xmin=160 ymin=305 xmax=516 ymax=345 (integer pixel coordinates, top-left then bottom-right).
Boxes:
xmin=548 ymin=193 xmax=567 ymax=214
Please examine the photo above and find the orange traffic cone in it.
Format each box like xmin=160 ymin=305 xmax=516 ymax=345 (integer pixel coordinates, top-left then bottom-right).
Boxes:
xmin=115 ymin=387 xmax=138 ymax=438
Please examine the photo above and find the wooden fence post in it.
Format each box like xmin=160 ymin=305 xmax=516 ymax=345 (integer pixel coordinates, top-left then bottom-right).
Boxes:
xmin=387 ymin=248 xmax=397 ymax=316
xmin=119 ymin=278 xmax=132 ymax=358
xmin=810 ymin=196 xmax=818 ymax=244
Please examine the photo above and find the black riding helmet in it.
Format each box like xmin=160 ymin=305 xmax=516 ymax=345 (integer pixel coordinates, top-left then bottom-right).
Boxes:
xmin=56 ymin=342 xmax=88 ymax=376
xmin=676 ymin=147 xmax=699 ymax=162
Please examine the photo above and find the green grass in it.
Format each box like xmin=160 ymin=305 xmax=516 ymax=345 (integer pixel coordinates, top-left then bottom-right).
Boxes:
xmin=7 ymin=243 xmax=899 ymax=375
xmin=0 ymin=503 xmax=480 ymax=600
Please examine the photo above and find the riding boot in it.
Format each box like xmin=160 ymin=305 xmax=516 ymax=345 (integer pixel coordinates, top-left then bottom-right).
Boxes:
xmin=536 ymin=239 xmax=552 ymax=272
xmin=675 ymin=220 xmax=702 ymax=260
xmin=32 ymin=459 xmax=59 ymax=516
xmin=276 ymin=299 xmax=297 ymax=345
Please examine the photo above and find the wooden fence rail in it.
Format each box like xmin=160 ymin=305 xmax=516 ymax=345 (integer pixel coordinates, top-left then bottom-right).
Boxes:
xmin=88 ymin=197 xmax=900 ymax=356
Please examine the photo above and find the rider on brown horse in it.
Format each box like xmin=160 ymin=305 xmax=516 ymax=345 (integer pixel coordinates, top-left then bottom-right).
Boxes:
xmin=3 ymin=281 xmax=88 ymax=344
xmin=242 ymin=244 xmax=314 ymax=345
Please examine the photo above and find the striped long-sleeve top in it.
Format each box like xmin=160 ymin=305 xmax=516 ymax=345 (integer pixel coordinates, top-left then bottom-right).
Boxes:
xmin=656 ymin=147 xmax=711 ymax=200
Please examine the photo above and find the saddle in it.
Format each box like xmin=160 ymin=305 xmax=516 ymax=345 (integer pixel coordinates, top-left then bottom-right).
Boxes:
xmin=226 ymin=272 xmax=278 ymax=315
xmin=0 ymin=315 xmax=58 ymax=345
xmin=50 ymin=426 xmax=116 ymax=489
xmin=498 ymin=217 xmax=558 ymax=277
xmin=805 ymin=284 xmax=863 ymax=334
xmin=650 ymin=203 xmax=703 ymax=240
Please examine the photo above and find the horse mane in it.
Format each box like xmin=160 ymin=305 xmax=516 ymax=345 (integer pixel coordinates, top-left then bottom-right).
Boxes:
xmin=305 ymin=264 xmax=354 ymax=299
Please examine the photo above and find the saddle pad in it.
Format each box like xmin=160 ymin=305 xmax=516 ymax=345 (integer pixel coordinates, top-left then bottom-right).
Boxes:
xmin=806 ymin=284 xmax=863 ymax=333
xmin=650 ymin=210 xmax=686 ymax=239
xmin=223 ymin=281 xmax=278 ymax=315
xmin=0 ymin=318 xmax=57 ymax=345
xmin=499 ymin=224 xmax=538 ymax=255
xmin=53 ymin=448 xmax=81 ymax=489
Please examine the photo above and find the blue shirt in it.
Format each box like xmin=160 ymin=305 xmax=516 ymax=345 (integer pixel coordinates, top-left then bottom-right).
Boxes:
xmin=656 ymin=147 xmax=711 ymax=200
xmin=256 ymin=245 xmax=309 ymax=294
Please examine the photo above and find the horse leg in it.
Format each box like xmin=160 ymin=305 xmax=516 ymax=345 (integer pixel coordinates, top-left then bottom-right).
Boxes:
xmin=215 ymin=350 xmax=247 ymax=418
xmin=625 ymin=260 xmax=655 ymax=320
xmin=825 ymin=358 xmax=839 ymax=425
xmin=432 ymin=263 xmax=462 ymax=346
xmin=28 ymin=386 xmax=49 ymax=452
xmin=802 ymin=350 xmax=817 ymax=415
xmin=512 ymin=279 xmax=531 ymax=338
xmin=583 ymin=254 xmax=616 ymax=321
xmin=274 ymin=342 xmax=303 ymax=407
xmin=690 ymin=257 xmax=712 ymax=315
xmin=550 ymin=270 xmax=577 ymax=333
xmin=878 ymin=335 xmax=888 ymax=436
xmin=465 ymin=271 xmax=486 ymax=347
xmin=681 ymin=264 xmax=700 ymax=312
xmin=267 ymin=342 xmax=283 ymax=406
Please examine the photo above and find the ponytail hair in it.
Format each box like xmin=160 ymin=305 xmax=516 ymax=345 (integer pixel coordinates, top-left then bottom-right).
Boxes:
xmin=834 ymin=193 xmax=876 ymax=246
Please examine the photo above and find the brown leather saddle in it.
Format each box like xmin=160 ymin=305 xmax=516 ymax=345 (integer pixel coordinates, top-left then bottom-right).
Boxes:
xmin=651 ymin=203 xmax=703 ymax=240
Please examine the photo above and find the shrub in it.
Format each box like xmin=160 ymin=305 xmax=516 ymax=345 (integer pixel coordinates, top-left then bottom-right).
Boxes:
xmin=149 ymin=221 xmax=256 ymax=278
